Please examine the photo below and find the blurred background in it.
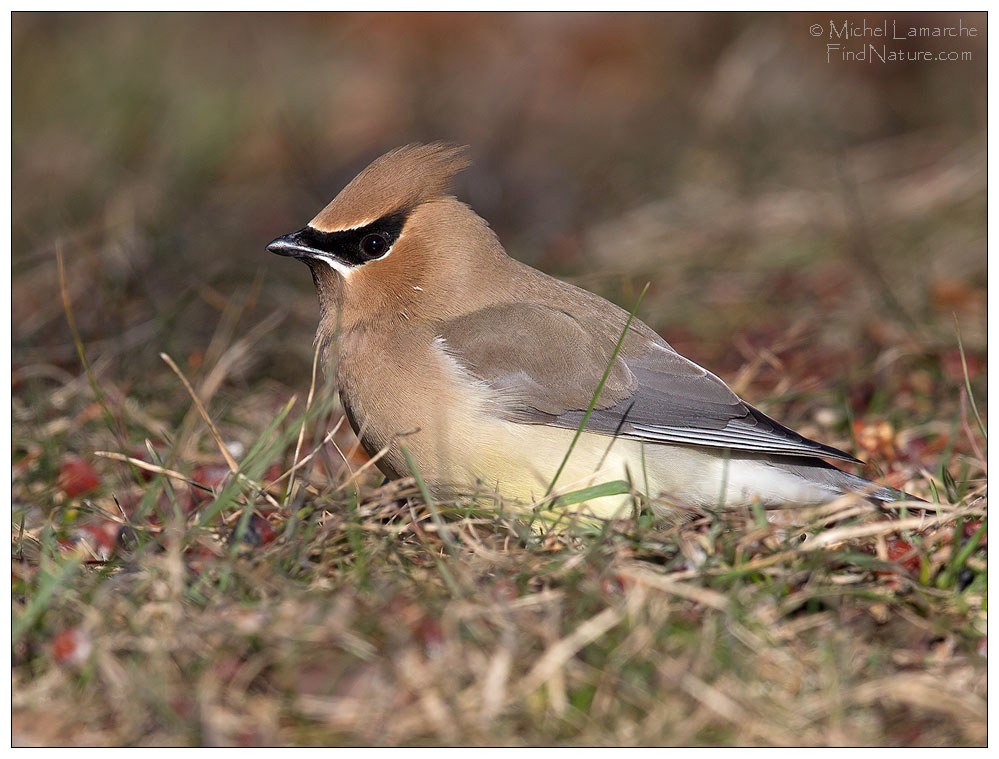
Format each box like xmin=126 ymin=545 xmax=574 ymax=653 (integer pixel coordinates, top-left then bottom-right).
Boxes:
xmin=13 ymin=12 xmax=986 ymax=415
xmin=11 ymin=12 xmax=987 ymax=746
xmin=14 ymin=12 xmax=986 ymax=385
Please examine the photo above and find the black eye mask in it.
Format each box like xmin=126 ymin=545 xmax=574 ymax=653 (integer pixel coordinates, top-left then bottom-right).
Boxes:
xmin=269 ymin=211 xmax=408 ymax=269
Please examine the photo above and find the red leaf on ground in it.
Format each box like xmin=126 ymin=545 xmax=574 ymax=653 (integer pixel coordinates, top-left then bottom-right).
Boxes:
xmin=58 ymin=456 xmax=100 ymax=497
xmin=603 ymin=575 xmax=627 ymax=596
xmin=262 ymin=464 xmax=282 ymax=485
xmin=75 ymin=523 xmax=118 ymax=560
xmin=884 ymin=538 xmax=921 ymax=574
xmin=128 ymin=443 xmax=166 ymax=482
xmin=51 ymin=627 xmax=91 ymax=665
xmin=191 ymin=465 xmax=232 ymax=502
xmin=185 ymin=543 xmax=220 ymax=575
xmin=246 ymin=513 xmax=277 ymax=547
xmin=930 ymin=278 xmax=976 ymax=311
xmin=963 ymin=520 xmax=986 ymax=546
xmin=941 ymin=348 xmax=981 ymax=382
xmin=416 ymin=618 xmax=445 ymax=658
xmin=170 ymin=697 xmax=196 ymax=720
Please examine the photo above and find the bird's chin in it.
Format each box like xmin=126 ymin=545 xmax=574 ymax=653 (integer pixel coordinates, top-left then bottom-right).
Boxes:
xmin=307 ymin=255 xmax=353 ymax=278
xmin=307 ymin=259 xmax=351 ymax=292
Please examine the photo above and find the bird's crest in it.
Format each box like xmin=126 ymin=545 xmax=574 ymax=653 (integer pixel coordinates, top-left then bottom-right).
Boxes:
xmin=310 ymin=143 xmax=471 ymax=233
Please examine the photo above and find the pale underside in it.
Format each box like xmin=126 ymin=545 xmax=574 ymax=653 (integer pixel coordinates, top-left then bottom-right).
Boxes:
xmin=424 ymin=417 xmax=852 ymax=521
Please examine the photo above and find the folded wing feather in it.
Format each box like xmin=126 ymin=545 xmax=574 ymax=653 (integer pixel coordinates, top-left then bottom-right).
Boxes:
xmin=436 ymin=302 xmax=859 ymax=464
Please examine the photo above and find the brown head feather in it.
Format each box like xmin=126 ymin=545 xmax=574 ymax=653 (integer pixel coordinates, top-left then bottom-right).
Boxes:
xmin=309 ymin=143 xmax=471 ymax=232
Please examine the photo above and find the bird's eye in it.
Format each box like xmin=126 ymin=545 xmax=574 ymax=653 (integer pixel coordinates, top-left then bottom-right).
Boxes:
xmin=360 ymin=233 xmax=388 ymax=258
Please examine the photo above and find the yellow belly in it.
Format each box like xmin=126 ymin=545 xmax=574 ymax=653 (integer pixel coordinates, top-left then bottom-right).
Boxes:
xmin=418 ymin=420 xmax=651 ymax=521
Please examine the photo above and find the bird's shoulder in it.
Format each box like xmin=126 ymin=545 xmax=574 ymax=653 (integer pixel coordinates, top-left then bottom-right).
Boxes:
xmin=435 ymin=298 xmax=638 ymax=416
xmin=434 ymin=288 xmax=726 ymax=415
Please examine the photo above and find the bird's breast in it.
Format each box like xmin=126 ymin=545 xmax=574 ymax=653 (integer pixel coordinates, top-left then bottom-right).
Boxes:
xmin=333 ymin=326 xmax=497 ymax=485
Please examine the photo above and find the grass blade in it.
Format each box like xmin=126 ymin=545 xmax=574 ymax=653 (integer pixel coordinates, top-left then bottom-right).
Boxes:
xmin=953 ymin=316 xmax=986 ymax=440
xmin=286 ymin=342 xmax=322 ymax=506
xmin=160 ymin=352 xmax=240 ymax=473
xmin=57 ymin=244 xmax=123 ymax=443
xmin=554 ymin=480 xmax=632 ymax=507
xmin=400 ymin=445 xmax=457 ymax=556
xmin=546 ymin=282 xmax=650 ymax=497
xmin=400 ymin=445 xmax=462 ymax=595
xmin=13 ymin=553 xmax=83 ymax=642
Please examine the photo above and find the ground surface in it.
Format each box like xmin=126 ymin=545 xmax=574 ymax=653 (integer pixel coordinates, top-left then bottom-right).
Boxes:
xmin=12 ymin=13 xmax=986 ymax=746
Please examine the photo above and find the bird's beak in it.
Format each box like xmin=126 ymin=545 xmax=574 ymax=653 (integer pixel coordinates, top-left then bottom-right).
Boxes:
xmin=266 ymin=230 xmax=322 ymax=260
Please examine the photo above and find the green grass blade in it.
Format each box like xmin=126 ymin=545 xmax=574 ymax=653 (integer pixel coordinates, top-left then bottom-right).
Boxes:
xmin=240 ymin=395 xmax=299 ymax=468
xmin=399 ymin=446 xmax=463 ymax=597
xmin=554 ymin=480 xmax=632 ymax=507
xmin=954 ymin=315 xmax=986 ymax=440
xmin=56 ymin=245 xmax=123 ymax=443
xmin=546 ymin=282 xmax=650 ymax=497
xmin=400 ymin=445 xmax=460 ymax=562
xmin=197 ymin=396 xmax=297 ymax=527
xmin=13 ymin=554 xmax=83 ymax=642
xmin=937 ymin=518 xmax=986 ymax=589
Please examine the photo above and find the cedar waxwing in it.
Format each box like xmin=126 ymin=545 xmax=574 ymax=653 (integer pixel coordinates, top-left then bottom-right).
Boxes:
xmin=268 ymin=143 xmax=907 ymax=520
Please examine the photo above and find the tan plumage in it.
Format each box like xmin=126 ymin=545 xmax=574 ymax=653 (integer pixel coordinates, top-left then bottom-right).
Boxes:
xmin=309 ymin=144 xmax=472 ymax=234
xmin=268 ymin=143 xmax=905 ymax=520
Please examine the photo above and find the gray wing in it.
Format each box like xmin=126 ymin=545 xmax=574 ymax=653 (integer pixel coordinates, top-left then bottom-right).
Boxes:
xmin=438 ymin=302 xmax=859 ymax=464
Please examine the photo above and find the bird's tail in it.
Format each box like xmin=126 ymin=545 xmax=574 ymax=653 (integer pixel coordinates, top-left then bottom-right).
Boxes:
xmin=777 ymin=456 xmax=924 ymax=504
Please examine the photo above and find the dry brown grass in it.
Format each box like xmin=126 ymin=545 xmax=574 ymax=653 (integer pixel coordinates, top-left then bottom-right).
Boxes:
xmin=12 ymin=466 xmax=986 ymax=745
